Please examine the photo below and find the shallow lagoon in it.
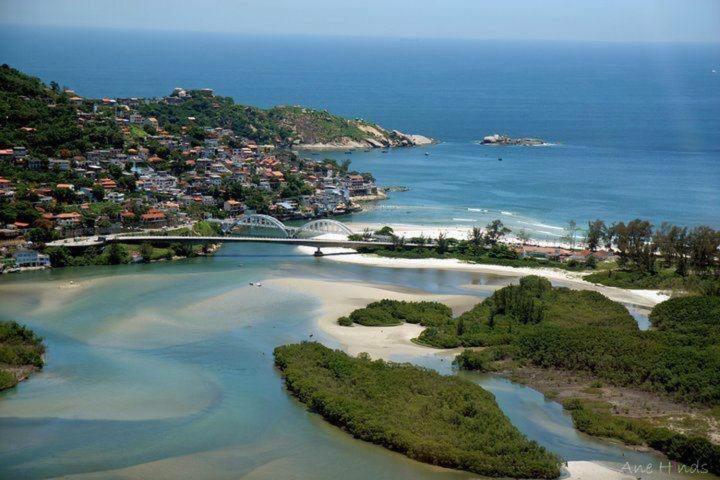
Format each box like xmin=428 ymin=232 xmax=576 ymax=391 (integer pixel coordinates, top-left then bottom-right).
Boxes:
xmin=0 ymin=244 xmax=701 ymax=478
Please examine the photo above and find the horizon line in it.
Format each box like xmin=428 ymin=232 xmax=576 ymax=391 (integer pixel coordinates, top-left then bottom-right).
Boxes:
xmin=2 ymin=22 xmax=720 ymax=46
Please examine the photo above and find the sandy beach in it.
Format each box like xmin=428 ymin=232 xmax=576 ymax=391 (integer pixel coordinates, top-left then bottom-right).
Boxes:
xmin=264 ymin=277 xmax=478 ymax=360
xmin=296 ymin=243 xmax=668 ymax=308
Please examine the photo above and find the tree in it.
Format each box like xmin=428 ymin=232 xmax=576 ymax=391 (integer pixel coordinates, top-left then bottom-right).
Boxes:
xmin=106 ymin=243 xmax=128 ymax=265
xmin=436 ymin=232 xmax=449 ymax=254
xmin=484 ymin=220 xmax=510 ymax=246
xmin=586 ymin=220 xmax=606 ymax=252
xmin=118 ymin=175 xmax=136 ymax=192
xmin=92 ymin=184 xmax=105 ymax=201
xmin=375 ymin=226 xmax=394 ymax=236
xmin=563 ymin=220 xmax=579 ymax=249
xmin=516 ymin=228 xmax=531 ymax=245
xmin=139 ymin=243 xmax=154 ymax=263
xmin=469 ymin=226 xmax=484 ymax=249
xmin=610 ymin=219 xmax=655 ymax=273
xmin=688 ymin=226 xmax=719 ymax=276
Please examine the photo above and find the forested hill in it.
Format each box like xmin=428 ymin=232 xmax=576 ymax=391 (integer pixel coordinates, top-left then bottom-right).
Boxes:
xmin=0 ymin=64 xmax=430 ymax=156
xmin=0 ymin=64 xmax=124 ymax=156
xmin=138 ymin=93 xmax=431 ymax=149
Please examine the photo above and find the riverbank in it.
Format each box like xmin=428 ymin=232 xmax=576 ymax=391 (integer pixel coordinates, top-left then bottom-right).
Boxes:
xmin=296 ymin=245 xmax=669 ymax=308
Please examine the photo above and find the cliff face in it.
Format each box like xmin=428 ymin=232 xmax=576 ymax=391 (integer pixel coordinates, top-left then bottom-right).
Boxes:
xmin=269 ymin=106 xmax=433 ymax=150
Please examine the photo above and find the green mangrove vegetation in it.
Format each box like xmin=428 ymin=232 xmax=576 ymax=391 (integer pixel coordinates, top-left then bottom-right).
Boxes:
xmin=273 ymin=342 xmax=561 ymax=479
xmin=564 ymin=398 xmax=720 ymax=475
xmin=0 ymin=321 xmax=45 ymax=391
xmin=338 ymin=278 xmax=720 ymax=472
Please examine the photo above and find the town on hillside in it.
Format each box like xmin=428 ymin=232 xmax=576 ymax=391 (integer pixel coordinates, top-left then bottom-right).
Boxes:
xmin=0 ymin=67 xmax=384 ymax=271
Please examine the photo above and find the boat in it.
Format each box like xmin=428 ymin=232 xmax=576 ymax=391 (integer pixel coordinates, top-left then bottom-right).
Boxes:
xmin=425 ymin=152 xmax=430 ymax=156
xmin=343 ymin=150 xmax=353 ymax=154
xmin=498 ymin=157 xmax=503 ymax=161
xmin=381 ymin=150 xmax=388 ymax=153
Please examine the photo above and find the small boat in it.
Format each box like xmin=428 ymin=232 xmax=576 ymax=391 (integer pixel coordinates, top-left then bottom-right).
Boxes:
xmin=343 ymin=150 xmax=353 ymax=155
xmin=425 ymin=152 xmax=430 ymax=156
xmin=249 ymin=282 xmax=254 ymax=286
xmin=381 ymin=150 xmax=388 ymax=153
xmin=498 ymin=157 xmax=503 ymax=161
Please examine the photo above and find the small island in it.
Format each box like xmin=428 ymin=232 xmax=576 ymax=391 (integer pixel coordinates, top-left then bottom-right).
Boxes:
xmin=274 ymin=341 xmax=561 ymax=479
xmin=480 ymin=133 xmax=547 ymax=146
xmin=0 ymin=321 xmax=45 ymax=391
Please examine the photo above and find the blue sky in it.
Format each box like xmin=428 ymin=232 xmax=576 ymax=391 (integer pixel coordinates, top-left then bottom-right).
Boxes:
xmin=1 ymin=0 xmax=718 ymax=43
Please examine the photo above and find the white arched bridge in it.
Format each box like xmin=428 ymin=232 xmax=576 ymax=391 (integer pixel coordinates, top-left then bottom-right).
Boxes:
xmin=219 ymin=215 xmax=354 ymax=239
xmin=50 ymin=215 xmax=436 ymax=256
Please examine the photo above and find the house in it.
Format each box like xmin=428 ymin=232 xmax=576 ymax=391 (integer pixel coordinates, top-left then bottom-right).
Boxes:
xmin=223 ymin=199 xmax=244 ymax=214
xmin=13 ymin=146 xmax=28 ymax=158
xmin=140 ymin=210 xmax=166 ymax=225
xmin=26 ymin=157 xmax=45 ymax=170
xmin=48 ymin=158 xmax=71 ymax=171
xmin=129 ymin=113 xmax=144 ymax=124
xmin=0 ymin=149 xmax=14 ymax=161
xmin=99 ymin=178 xmax=118 ymax=190
xmin=105 ymin=191 xmax=125 ymax=203
xmin=13 ymin=249 xmax=51 ymax=268
xmin=54 ymin=212 xmax=82 ymax=227
xmin=0 ymin=177 xmax=12 ymax=191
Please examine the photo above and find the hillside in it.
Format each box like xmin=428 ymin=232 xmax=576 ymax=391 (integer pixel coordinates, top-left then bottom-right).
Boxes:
xmin=0 ymin=64 xmax=124 ymax=157
xmin=0 ymin=64 xmax=431 ymax=156
xmin=140 ymin=92 xmax=432 ymax=149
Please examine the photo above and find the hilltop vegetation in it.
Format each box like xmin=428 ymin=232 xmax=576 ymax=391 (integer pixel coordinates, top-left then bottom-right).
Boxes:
xmin=138 ymin=92 xmax=410 ymax=148
xmin=0 ymin=321 xmax=45 ymax=391
xmin=274 ymin=342 xmax=560 ymax=479
xmin=0 ymin=64 xmax=123 ymax=157
xmin=0 ymin=64 xmax=421 ymax=158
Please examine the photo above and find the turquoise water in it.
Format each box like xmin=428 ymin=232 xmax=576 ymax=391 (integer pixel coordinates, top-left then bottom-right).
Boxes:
xmin=0 ymin=245 xmax=696 ymax=479
xmin=1 ymin=26 xmax=718 ymax=232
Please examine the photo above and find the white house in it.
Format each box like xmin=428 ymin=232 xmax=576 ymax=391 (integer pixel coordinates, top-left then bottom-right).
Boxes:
xmin=13 ymin=249 xmax=51 ymax=268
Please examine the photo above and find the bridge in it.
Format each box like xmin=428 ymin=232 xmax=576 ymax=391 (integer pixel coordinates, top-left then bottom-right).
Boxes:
xmin=47 ymin=215 xmax=433 ymax=256
xmin=214 ymin=215 xmax=355 ymax=238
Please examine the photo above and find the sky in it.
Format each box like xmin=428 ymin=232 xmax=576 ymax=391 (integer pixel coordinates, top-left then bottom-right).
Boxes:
xmin=0 ymin=0 xmax=719 ymax=43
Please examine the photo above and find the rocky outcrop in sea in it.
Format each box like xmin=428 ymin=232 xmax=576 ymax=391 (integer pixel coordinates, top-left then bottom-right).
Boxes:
xmin=480 ymin=134 xmax=547 ymax=146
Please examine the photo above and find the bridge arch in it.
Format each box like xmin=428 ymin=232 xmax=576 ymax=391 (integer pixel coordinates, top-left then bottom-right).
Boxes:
xmin=225 ymin=214 xmax=290 ymax=238
xmin=296 ymin=219 xmax=354 ymax=238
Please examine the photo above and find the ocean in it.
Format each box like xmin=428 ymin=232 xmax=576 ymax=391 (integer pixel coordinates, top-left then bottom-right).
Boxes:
xmin=1 ymin=26 xmax=718 ymax=235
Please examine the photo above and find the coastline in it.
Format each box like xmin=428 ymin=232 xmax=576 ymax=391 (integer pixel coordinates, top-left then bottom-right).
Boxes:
xmin=296 ymin=245 xmax=669 ymax=308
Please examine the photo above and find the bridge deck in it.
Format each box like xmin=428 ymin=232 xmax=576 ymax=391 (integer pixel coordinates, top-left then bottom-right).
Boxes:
xmin=108 ymin=235 xmax=431 ymax=249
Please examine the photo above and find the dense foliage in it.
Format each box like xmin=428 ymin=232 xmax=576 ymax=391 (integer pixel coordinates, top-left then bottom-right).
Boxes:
xmin=337 ymin=299 xmax=452 ymax=327
xmin=0 ymin=321 xmax=45 ymax=390
xmin=138 ymin=92 xmax=388 ymax=146
xmin=0 ymin=64 xmax=123 ymax=156
xmin=342 ymin=277 xmax=719 ymax=406
xmin=274 ymin=342 xmax=560 ymax=479
xmin=564 ymin=398 xmax=720 ymax=475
